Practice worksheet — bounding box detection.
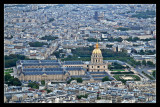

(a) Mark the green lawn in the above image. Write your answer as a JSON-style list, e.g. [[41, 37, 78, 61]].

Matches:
[[4, 68, 13, 75], [4, 68, 13, 72]]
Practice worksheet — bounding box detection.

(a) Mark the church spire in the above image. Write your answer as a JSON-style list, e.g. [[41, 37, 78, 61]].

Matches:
[[96, 38, 98, 49]]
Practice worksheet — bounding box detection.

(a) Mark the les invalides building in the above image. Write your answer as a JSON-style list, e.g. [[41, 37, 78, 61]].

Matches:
[[17, 42, 114, 82]]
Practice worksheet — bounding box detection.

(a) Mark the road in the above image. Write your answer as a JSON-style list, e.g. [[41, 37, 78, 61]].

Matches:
[[123, 62, 156, 80]]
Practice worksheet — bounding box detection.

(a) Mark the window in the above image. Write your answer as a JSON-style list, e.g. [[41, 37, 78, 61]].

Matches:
[[92, 66, 93, 68], [97, 66, 100, 68], [104, 66, 105, 68]]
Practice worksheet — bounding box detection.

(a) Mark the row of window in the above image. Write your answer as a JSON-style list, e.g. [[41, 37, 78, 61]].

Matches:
[[92, 66, 106, 68], [65, 66, 83, 67]]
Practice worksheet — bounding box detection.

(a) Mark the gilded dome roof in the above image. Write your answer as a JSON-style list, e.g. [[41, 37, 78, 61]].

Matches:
[[92, 48, 102, 54], [92, 43, 102, 54]]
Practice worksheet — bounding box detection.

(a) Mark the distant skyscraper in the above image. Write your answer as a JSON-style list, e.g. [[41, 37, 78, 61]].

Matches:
[[94, 11, 98, 21]]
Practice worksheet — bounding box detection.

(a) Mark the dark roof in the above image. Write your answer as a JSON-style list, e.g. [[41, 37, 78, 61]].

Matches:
[[23, 71, 65, 75], [63, 61, 84, 65], [23, 68, 43, 72], [22, 62, 60, 66], [92, 75, 107, 77], [20, 60, 58, 64], [45, 68, 63, 71], [20, 60, 39, 64], [71, 75, 90, 78], [65, 67, 85, 71]]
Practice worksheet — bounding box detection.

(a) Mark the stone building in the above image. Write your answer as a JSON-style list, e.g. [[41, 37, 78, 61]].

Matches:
[[16, 42, 111, 82], [88, 43, 108, 72]]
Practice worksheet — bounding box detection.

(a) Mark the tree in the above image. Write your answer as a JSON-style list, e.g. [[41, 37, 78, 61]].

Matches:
[[29, 42, 48, 47], [126, 37, 133, 41], [68, 55, 72, 59], [152, 70, 156, 78], [5, 74, 21, 86], [87, 38, 97, 42], [108, 65, 112, 70], [67, 77, 83, 84], [147, 61, 155, 67], [116, 37, 123, 42], [46, 89, 52, 93], [142, 60, 146, 66], [12, 78, 22, 86], [28, 82, 39, 89], [48, 18, 54, 22], [133, 37, 140, 41], [102, 76, 111, 82], [139, 50, 144, 55], [40, 36, 58, 41], [135, 61, 141, 66], [5, 74, 12, 81], [5, 54, 29, 68], [76, 78, 83, 83], [67, 78, 75, 84], [76, 94, 88, 99], [41, 80, 45, 86]]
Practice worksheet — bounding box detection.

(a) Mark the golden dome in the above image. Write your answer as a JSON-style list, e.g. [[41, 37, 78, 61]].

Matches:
[[92, 43, 102, 54], [92, 48, 102, 54]]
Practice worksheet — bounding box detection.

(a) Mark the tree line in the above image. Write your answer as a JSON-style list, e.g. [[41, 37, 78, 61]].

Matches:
[[5, 54, 29, 68], [29, 41, 48, 47]]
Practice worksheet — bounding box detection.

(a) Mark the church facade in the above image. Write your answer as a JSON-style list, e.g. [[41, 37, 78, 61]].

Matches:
[[17, 43, 111, 82], [88, 43, 108, 72]]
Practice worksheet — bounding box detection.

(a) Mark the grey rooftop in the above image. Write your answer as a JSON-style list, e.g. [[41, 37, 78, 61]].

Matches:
[[63, 61, 84, 65]]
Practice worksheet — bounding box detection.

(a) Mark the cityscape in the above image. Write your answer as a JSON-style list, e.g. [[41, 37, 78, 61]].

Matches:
[[4, 4, 156, 103]]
